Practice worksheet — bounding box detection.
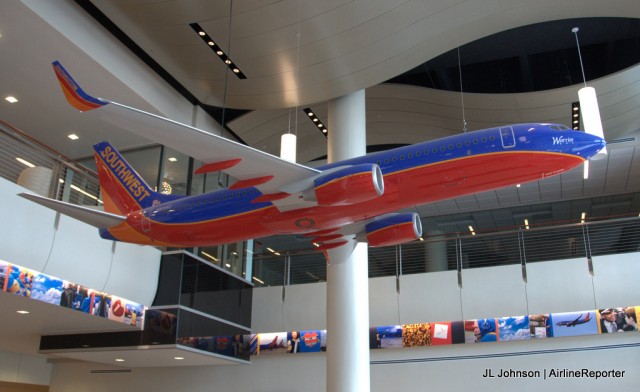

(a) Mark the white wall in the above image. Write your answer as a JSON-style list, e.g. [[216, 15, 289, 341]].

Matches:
[[47, 248, 640, 391], [47, 332, 639, 392], [0, 352, 50, 386], [0, 178, 161, 305], [253, 253, 640, 331]]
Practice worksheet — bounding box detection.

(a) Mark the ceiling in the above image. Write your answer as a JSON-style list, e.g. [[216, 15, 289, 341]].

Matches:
[[0, 291, 245, 367], [1, 0, 640, 366]]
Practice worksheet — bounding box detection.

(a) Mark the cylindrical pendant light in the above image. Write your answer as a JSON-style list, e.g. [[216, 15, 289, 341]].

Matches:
[[280, 133, 297, 162], [573, 27, 607, 162], [578, 86, 607, 158]]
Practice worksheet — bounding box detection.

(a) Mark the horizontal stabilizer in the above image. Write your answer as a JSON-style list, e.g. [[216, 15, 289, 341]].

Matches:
[[18, 193, 126, 229]]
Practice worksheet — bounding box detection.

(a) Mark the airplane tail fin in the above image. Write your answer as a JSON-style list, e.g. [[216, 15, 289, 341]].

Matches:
[[52, 61, 108, 112], [93, 141, 181, 214]]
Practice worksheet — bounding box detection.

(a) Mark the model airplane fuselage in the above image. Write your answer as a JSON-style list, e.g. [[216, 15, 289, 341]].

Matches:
[[19, 62, 607, 250], [98, 124, 602, 247]]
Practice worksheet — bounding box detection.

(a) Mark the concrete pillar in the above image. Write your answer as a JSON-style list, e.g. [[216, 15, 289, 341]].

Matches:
[[326, 89, 370, 392]]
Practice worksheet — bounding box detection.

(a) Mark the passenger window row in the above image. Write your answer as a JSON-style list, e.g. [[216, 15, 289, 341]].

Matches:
[[376, 135, 496, 165]]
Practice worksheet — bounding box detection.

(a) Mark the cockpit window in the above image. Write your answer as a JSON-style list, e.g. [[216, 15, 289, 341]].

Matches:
[[550, 125, 569, 130]]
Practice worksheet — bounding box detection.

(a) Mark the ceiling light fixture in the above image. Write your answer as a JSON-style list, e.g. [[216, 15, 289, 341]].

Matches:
[[16, 310, 30, 314], [252, 276, 264, 284], [115, 358, 125, 362], [70, 184, 103, 204], [281, 132, 297, 163], [189, 23, 247, 79], [524, 219, 530, 230], [168, 157, 177, 162], [303, 108, 328, 138], [5, 96, 18, 103], [571, 101, 581, 130], [581, 212, 586, 223], [161, 180, 172, 195], [583, 159, 589, 180], [67, 134, 79, 140], [201, 251, 218, 262], [572, 27, 607, 159], [16, 157, 35, 168], [468, 225, 476, 236], [174, 356, 184, 360]]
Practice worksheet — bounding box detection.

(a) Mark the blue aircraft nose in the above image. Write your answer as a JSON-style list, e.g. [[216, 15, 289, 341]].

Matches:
[[559, 130, 607, 159]]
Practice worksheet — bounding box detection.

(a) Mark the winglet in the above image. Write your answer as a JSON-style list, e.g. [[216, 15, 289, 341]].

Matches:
[[52, 61, 107, 112]]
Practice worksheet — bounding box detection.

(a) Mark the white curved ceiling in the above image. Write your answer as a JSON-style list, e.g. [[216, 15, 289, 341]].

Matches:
[[88, 0, 640, 109]]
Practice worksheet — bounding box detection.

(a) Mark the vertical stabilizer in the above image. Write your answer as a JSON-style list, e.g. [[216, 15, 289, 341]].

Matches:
[[93, 141, 181, 214]]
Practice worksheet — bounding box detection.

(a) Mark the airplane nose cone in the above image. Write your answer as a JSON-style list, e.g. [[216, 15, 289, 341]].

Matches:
[[569, 131, 607, 160], [590, 135, 608, 160]]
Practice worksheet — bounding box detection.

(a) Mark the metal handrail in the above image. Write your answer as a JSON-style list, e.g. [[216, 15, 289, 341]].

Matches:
[[251, 214, 640, 287], [0, 120, 100, 205]]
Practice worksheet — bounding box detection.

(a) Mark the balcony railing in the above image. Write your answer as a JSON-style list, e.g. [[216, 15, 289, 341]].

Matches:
[[0, 120, 100, 206], [251, 216, 640, 287]]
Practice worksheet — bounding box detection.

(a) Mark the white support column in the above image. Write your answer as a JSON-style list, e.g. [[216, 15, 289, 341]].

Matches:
[[326, 89, 370, 392], [425, 230, 447, 272]]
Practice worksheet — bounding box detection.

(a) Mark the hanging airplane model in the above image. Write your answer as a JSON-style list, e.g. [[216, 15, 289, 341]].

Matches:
[[19, 61, 607, 250]]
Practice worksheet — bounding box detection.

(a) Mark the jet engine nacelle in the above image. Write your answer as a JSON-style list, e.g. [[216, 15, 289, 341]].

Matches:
[[303, 163, 384, 206], [365, 212, 422, 247]]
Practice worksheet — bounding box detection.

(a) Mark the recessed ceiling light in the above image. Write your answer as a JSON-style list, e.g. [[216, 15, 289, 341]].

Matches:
[[16, 157, 35, 168], [190, 22, 247, 79], [168, 157, 177, 162], [5, 96, 18, 103], [303, 108, 328, 138], [115, 358, 125, 362], [67, 134, 79, 140], [16, 310, 30, 314], [174, 356, 184, 360]]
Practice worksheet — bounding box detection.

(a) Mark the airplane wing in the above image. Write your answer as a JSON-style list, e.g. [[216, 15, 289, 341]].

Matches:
[[52, 61, 321, 210], [18, 193, 126, 228]]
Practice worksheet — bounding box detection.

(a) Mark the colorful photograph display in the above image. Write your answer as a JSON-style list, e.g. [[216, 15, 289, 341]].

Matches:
[[298, 330, 324, 353], [254, 332, 287, 355], [464, 318, 498, 343], [372, 325, 402, 348], [0, 260, 145, 329], [550, 310, 598, 338], [529, 314, 551, 339], [235, 304, 639, 357], [498, 316, 531, 341], [596, 307, 639, 333]]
